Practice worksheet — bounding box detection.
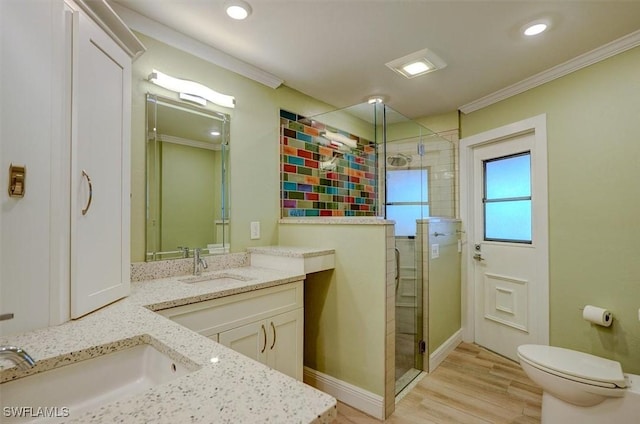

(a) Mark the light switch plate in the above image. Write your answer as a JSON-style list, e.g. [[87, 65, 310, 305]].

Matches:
[[250, 221, 260, 240], [431, 243, 439, 259]]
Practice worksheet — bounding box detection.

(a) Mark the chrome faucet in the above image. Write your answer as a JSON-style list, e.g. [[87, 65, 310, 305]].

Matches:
[[0, 346, 36, 370], [193, 248, 208, 275]]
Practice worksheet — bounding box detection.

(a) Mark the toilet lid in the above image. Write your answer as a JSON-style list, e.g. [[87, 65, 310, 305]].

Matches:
[[517, 344, 626, 388]]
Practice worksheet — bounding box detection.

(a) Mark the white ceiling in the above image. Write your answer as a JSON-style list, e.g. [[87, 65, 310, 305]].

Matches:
[[112, 0, 640, 119]]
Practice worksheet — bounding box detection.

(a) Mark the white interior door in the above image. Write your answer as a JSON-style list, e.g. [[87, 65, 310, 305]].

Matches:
[[461, 115, 549, 361]]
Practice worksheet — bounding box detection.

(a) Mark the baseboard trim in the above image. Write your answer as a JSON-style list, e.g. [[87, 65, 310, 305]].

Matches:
[[429, 329, 463, 372], [303, 367, 384, 420]]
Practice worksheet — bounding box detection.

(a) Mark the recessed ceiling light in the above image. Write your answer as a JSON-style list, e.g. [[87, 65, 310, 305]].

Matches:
[[523, 22, 549, 36], [402, 61, 431, 76], [367, 96, 385, 104], [524, 23, 547, 36], [386, 48, 447, 79], [225, 0, 252, 20]]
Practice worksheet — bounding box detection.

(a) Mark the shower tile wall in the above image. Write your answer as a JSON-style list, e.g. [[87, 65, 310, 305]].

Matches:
[[280, 109, 378, 217]]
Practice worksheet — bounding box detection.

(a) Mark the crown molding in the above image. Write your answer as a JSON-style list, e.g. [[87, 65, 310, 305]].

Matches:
[[76, 0, 146, 59], [110, 2, 284, 89], [459, 29, 640, 114]]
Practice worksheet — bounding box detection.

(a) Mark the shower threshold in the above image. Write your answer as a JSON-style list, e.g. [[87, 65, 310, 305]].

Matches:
[[395, 367, 422, 396]]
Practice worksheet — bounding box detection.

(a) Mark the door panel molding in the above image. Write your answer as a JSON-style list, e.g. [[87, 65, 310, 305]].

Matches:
[[483, 273, 529, 333], [460, 114, 549, 348]]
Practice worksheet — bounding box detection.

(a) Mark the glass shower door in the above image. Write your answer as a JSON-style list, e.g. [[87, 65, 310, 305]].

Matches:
[[383, 106, 429, 395]]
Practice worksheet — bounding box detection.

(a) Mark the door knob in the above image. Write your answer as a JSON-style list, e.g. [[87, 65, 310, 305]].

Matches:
[[473, 253, 485, 261]]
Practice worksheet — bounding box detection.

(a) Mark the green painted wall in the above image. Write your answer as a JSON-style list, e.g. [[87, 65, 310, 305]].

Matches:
[[160, 143, 217, 250], [279, 223, 389, 396], [131, 33, 340, 261], [461, 46, 640, 373]]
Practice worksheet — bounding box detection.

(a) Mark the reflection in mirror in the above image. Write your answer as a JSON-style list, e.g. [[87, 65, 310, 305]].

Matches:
[[146, 94, 230, 261]]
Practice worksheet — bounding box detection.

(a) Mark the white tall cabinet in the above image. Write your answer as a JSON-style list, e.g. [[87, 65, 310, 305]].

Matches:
[[0, 0, 144, 333], [68, 1, 144, 318], [70, 6, 136, 318]]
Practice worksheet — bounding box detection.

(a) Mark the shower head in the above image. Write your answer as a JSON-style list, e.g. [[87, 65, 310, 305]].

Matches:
[[387, 153, 412, 167]]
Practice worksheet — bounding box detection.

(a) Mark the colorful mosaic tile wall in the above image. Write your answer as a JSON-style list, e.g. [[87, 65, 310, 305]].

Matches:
[[280, 109, 378, 217]]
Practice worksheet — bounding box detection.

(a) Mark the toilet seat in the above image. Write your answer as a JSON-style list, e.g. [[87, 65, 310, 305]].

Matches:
[[517, 344, 626, 389]]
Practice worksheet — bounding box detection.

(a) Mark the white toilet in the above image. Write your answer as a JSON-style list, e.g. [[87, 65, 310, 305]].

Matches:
[[518, 345, 640, 424], [517, 344, 640, 423]]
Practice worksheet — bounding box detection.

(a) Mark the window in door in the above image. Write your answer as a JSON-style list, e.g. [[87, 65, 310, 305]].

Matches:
[[483, 152, 532, 243], [386, 168, 429, 236]]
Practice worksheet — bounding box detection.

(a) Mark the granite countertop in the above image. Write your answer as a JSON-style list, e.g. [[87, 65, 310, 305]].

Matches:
[[279, 217, 394, 225], [247, 246, 335, 258], [0, 266, 337, 423]]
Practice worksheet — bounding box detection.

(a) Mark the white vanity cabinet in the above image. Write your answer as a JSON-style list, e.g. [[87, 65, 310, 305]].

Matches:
[[157, 281, 304, 380], [68, 1, 144, 318], [219, 308, 303, 380]]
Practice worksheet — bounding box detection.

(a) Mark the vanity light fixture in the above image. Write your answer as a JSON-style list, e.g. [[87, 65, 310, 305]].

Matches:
[[180, 93, 206, 106], [225, 0, 252, 20], [386, 48, 447, 79], [148, 70, 235, 108], [321, 130, 358, 149], [210, 130, 221, 136]]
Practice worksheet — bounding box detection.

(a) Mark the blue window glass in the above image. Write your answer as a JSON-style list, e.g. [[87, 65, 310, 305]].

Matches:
[[484, 152, 532, 243], [387, 205, 430, 237], [386, 169, 429, 236], [387, 169, 427, 203]]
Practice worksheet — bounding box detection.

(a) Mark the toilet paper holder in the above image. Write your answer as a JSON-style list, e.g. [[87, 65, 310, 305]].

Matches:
[[581, 305, 613, 327]]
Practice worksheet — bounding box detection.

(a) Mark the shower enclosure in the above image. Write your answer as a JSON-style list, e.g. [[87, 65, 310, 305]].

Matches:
[[382, 106, 456, 394], [280, 102, 456, 397]]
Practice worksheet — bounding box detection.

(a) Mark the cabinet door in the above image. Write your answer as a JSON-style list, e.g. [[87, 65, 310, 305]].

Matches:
[[266, 309, 303, 380], [219, 320, 268, 364], [70, 11, 131, 318]]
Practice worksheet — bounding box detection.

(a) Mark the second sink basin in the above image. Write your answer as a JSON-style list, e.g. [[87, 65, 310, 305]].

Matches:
[[0, 337, 198, 423], [178, 273, 253, 285]]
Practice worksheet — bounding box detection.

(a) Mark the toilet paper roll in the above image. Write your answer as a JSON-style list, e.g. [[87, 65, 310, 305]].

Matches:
[[583, 305, 613, 327]]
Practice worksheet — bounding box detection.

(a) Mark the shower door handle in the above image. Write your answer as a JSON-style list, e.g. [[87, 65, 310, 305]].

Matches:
[[394, 248, 400, 292]]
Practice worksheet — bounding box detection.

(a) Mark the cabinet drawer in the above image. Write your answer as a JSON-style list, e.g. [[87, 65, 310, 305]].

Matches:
[[157, 281, 303, 337]]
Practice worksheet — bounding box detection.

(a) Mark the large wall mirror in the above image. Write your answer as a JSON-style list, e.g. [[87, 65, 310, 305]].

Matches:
[[146, 94, 230, 261]]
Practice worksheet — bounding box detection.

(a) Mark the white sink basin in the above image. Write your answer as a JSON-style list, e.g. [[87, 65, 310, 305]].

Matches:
[[178, 273, 252, 285], [0, 341, 197, 423]]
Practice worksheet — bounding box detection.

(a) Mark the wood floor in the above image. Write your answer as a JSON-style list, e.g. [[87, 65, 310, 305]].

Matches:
[[336, 342, 542, 424]]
